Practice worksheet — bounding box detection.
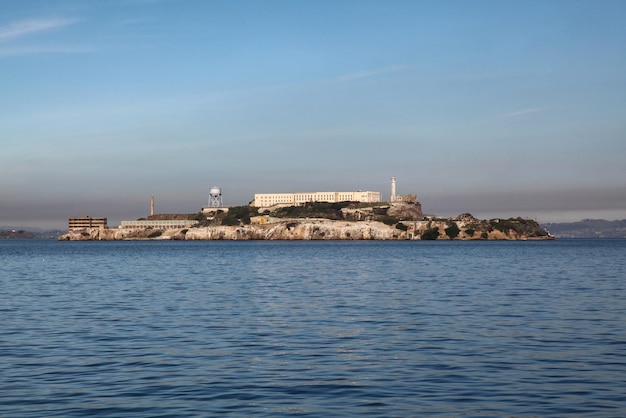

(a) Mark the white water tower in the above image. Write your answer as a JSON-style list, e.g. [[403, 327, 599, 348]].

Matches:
[[208, 186, 223, 207]]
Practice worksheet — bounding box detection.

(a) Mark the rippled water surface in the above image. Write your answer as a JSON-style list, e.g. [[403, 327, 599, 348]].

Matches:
[[1, 239, 625, 416]]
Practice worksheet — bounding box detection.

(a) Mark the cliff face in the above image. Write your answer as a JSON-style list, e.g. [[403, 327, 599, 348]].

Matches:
[[185, 220, 404, 240], [58, 221, 403, 241], [58, 215, 552, 241], [58, 227, 188, 241], [411, 214, 552, 240]]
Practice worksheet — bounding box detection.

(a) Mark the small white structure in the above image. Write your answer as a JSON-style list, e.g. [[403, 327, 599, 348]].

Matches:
[[391, 177, 397, 202], [202, 186, 229, 216], [208, 186, 223, 207]]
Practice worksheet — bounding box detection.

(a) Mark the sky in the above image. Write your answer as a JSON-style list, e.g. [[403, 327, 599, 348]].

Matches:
[[1, 0, 625, 229]]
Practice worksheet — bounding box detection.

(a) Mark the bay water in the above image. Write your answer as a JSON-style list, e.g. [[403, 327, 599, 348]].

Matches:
[[1, 239, 625, 416]]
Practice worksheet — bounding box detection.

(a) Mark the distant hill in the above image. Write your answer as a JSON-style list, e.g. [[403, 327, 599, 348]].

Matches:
[[542, 219, 626, 238], [0, 229, 36, 239], [0, 227, 65, 239]]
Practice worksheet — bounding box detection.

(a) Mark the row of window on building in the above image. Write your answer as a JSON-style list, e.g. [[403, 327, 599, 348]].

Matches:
[[253, 191, 381, 208], [68, 218, 199, 230], [119, 220, 199, 229], [68, 217, 108, 230]]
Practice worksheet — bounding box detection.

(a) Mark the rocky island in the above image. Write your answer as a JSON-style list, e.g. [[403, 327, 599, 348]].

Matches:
[[58, 201, 553, 241], [1, 229, 36, 239]]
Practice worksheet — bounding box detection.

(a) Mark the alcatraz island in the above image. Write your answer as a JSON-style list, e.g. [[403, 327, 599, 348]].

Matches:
[[58, 178, 553, 241]]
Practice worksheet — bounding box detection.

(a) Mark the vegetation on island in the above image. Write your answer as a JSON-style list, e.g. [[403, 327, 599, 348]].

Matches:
[[270, 201, 349, 220], [57, 200, 552, 241], [413, 213, 551, 240], [395, 223, 408, 231], [421, 228, 440, 240], [188, 204, 550, 240], [201, 206, 260, 226], [266, 201, 422, 226], [199, 201, 423, 228], [489, 217, 549, 237]]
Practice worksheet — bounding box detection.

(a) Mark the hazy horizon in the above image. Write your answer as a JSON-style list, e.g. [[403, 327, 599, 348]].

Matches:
[[2, 186, 625, 232], [2, 0, 625, 230]]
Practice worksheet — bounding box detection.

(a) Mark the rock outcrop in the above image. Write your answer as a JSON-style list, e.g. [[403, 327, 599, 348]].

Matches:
[[184, 220, 404, 240], [58, 214, 552, 241], [411, 214, 552, 240], [340, 202, 423, 222], [58, 227, 188, 241]]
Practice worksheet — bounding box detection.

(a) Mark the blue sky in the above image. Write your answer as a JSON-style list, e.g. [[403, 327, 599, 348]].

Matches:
[[1, 0, 625, 229]]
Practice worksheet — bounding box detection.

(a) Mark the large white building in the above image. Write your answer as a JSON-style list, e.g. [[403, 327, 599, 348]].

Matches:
[[252, 191, 381, 208]]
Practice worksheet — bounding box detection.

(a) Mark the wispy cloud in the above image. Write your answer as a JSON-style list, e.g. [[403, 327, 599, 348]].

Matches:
[[500, 107, 544, 119], [336, 65, 408, 82], [117, 17, 154, 26], [0, 18, 78, 42], [0, 45, 93, 57]]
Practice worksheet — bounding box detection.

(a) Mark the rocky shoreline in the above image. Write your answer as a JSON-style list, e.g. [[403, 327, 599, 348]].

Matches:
[[58, 216, 554, 241]]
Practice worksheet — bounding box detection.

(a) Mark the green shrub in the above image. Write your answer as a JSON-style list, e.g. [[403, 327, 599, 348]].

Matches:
[[269, 201, 351, 220], [489, 217, 547, 236], [465, 228, 475, 237], [222, 217, 240, 226], [148, 230, 162, 238], [221, 206, 258, 225], [421, 228, 440, 240], [395, 223, 408, 231], [373, 207, 388, 215], [380, 216, 398, 226], [445, 223, 460, 239]]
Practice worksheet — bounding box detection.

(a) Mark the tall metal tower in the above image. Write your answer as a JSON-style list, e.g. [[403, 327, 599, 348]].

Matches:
[[390, 177, 397, 202], [208, 186, 223, 207]]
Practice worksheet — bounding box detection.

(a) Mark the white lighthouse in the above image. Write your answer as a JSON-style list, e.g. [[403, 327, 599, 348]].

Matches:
[[390, 177, 397, 202]]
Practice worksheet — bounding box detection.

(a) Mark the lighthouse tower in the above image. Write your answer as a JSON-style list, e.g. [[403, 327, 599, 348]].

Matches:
[[390, 177, 397, 202]]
